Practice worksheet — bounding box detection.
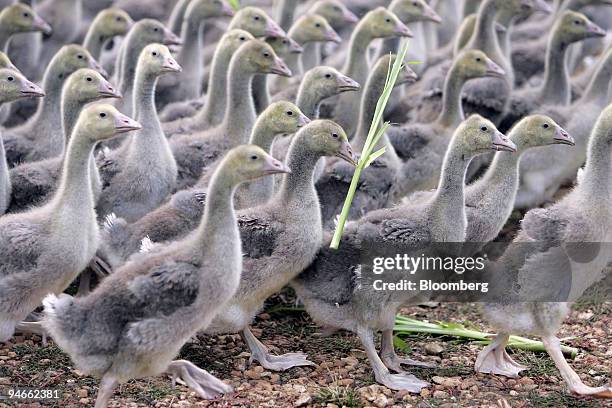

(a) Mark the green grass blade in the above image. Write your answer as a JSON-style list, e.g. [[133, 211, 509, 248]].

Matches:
[[228, 0, 240, 10]]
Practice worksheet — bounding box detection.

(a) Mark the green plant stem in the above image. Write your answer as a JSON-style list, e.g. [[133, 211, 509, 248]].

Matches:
[[330, 166, 363, 249]]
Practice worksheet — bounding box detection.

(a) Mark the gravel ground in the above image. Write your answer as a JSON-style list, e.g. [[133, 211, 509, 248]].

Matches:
[[0, 288, 609, 408]]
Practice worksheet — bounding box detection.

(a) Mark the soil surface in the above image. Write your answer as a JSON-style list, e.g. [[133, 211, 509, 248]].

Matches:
[[0, 285, 609, 408]]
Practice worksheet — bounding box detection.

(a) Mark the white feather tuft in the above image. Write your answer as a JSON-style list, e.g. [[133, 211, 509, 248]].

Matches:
[[139, 236, 155, 253], [103, 213, 118, 232]]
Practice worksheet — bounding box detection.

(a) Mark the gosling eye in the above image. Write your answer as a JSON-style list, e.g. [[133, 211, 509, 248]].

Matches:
[[86, 77, 93, 82], [480, 126, 488, 132], [250, 154, 259, 160], [286, 111, 293, 116], [23, 12, 30, 18], [331, 133, 339, 139], [152, 51, 158, 56], [315, 23, 321, 28], [7, 76, 14, 82], [153, 27, 159, 32], [385, 18, 391, 23], [116, 16, 122, 22], [543, 123, 550, 129], [263, 51, 270, 58], [475, 57, 482, 62], [77, 54, 84, 60], [254, 15, 261, 21], [99, 112, 107, 118], [574, 20, 581, 25], [413, 1, 418, 5], [325, 73, 332, 79], [239, 36, 246, 41], [282, 39, 288, 44]]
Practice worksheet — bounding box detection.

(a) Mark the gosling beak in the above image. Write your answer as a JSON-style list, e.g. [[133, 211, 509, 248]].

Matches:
[[553, 126, 575, 146], [262, 156, 291, 175], [491, 130, 517, 152], [423, 4, 442, 24], [495, 22, 507, 34], [220, 0, 235, 17], [163, 28, 183, 46], [400, 68, 419, 85], [325, 28, 342, 44], [270, 57, 292, 77], [344, 9, 359, 24], [98, 80, 121, 99], [162, 56, 182, 73], [125, 16, 135, 31], [336, 140, 358, 166], [32, 15, 52, 35], [264, 19, 286, 38], [484, 58, 506, 79], [532, 0, 553, 14], [586, 21, 607, 38], [288, 37, 304, 54], [89, 59, 109, 78], [297, 114, 311, 128], [113, 112, 142, 134], [337, 75, 360, 92], [395, 21, 414, 38], [20, 79, 45, 97]]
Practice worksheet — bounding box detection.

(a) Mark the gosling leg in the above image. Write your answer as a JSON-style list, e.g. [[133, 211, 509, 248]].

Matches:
[[241, 326, 315, 371], [380, 329, 436, 372]]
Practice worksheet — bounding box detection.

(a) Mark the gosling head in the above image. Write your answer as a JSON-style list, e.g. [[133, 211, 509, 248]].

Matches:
[[455, 50, 506, 80], [235, 39, 292, 77], [0, 3, 52, 35], [300, 120, 358, 165], [139, 44, 182, 76], [132, 19, 182, 47], [220, 29, 255, 55], [556, 11, 607, 42], [497, 0, 552, 23], [93, 8, 134, 38], [291, 14, 342, 44], [511, 115, 575, 150], [266, 35, 303, 56], [75, 104, 142, 142], [309, 0, 359, 28], [374, 54, 419, 86], [455, 115, 517, 156], [224, 145, 291, 183], [361, 7, 413, 39], [575, 0, 612, 8], [0, 68, 44, 104], [303, 66, 360, 99], [52, 45, 107, 80], [64, 69, 121, 105], [390, 0, 442, 24], [0, 52, 18, 72], [186, 0, 235, 20], [261, 101, 310, 136], [230, 6, 286, 38]]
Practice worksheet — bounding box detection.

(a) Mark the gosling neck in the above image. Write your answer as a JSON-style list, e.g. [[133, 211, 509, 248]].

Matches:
[[343, 24, 373, 85], [277, 135, 320, 205], [168, 0, 191, 34], [0, 131, 8, 213], [127, 66, 165, 157], [469, 0, 505, 69], [51, 132, 95, 218], [467, 148, 521, 205], [353, 72, 393, 151], [580, 53, 612, 105], [539, 29, 572, 105], [221, 60, 257, 146], [61, 94, 87, 144], [32, 61, 67, 142], [0, 24, 14, 52], [196, 41, 233, 127], [248, 118, 278, 152], [118, 34, 144, 96], [275, 0, 299, 30], [430, 146, 471, 241], [177, 11, 206, 100], [580, 125, 611, 200], [436, 64, 466, 128], [195, 166, 239, 251], [296, 80, 324, 118], [83, 25, 110, 59]]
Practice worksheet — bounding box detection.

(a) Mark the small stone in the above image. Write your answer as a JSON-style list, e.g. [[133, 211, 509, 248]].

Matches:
[[294, 394, 311, 407], [0, 378, 10, 385], [7, 352, 16, 358], [337, 378, 354, 386], [424, 343, 444, 355], [373, 394, 391, 407], [432, 376, 461, 388], [270, 374, 280, 383], [76, 389, 88, 398], [509, 390, 519, 396], [420, 388, 430, 398], [79, 398, 90, 405], [244, 369, 261, 379], [258, 313, 271, 320], [432, 390, 449, 399]]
